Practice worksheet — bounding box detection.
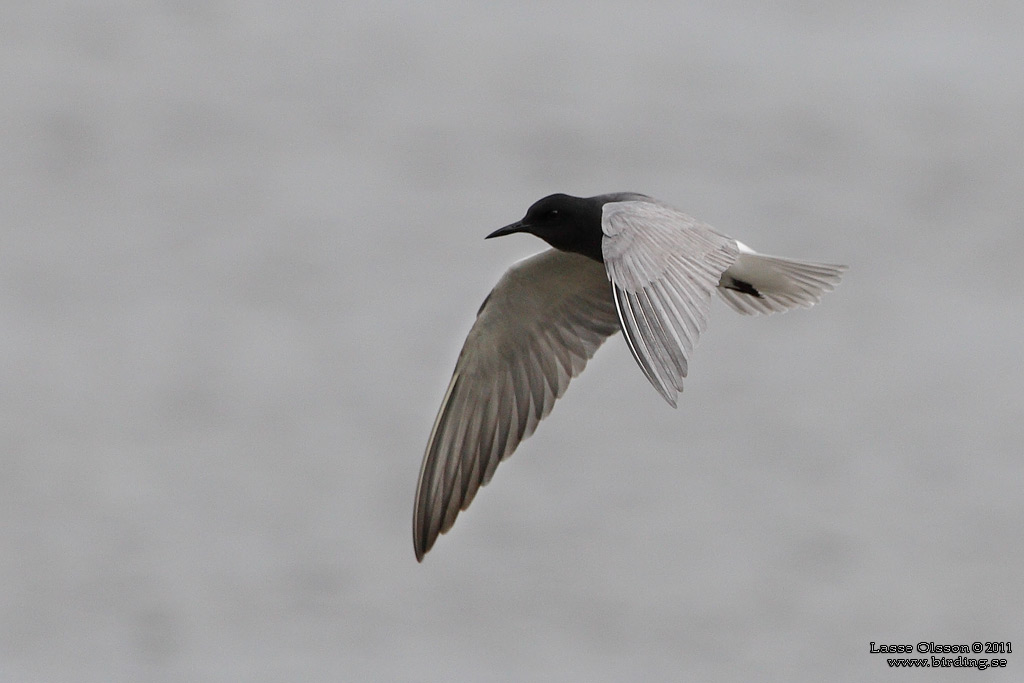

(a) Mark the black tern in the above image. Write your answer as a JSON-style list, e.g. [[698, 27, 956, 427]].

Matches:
[[413, 192, 846, 561]]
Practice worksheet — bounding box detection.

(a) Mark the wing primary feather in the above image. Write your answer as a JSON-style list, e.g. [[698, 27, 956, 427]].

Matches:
[[633, 287, 684, 387], [613, 286, 660, 390], [481, 370, 513, 483], [614, 285, 676, 405], [658, 277, 702, 347], [647, 281, 693, 378], [647, 285, 690, 383]]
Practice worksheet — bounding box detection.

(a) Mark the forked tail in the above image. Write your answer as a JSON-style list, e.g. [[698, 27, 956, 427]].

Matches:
[[718, 248, 847, 315]]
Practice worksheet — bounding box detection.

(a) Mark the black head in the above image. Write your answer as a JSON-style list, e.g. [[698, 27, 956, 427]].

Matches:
[[487, 193, 606, 262]]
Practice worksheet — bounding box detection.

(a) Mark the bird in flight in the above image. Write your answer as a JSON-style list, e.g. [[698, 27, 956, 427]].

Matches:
[[413, 193, 846, 561]]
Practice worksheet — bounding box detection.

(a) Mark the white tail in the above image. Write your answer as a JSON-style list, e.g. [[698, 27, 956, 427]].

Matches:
[[717, 246, 846, 315]]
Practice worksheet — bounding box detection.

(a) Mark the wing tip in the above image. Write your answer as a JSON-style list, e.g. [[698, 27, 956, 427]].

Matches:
[[413, 524, 434, 562]]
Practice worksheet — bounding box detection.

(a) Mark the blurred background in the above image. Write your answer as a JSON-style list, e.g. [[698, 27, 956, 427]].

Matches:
[[2, 1, 1022, 680]]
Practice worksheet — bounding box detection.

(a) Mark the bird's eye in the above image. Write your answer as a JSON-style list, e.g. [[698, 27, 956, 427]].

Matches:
[[547, 209, 559, 218]]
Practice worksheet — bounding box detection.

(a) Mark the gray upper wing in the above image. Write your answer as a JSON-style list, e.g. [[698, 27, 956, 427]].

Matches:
[[601, 200, 739, 407], [413, 250, 620, 561]]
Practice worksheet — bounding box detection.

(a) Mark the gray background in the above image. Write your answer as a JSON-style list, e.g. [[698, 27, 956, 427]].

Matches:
[[3, 1, 1022, 681]]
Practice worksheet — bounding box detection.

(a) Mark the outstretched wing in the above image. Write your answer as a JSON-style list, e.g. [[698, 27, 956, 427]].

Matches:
[[601, 200, 739, 407], [413, 250, 620, 561]]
